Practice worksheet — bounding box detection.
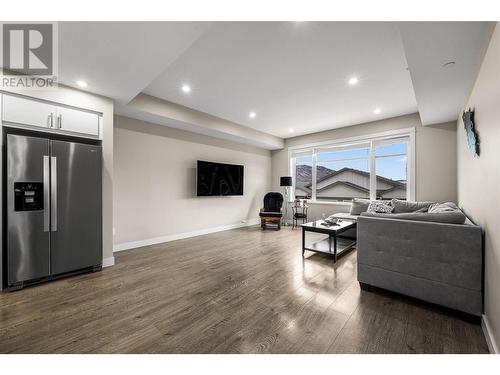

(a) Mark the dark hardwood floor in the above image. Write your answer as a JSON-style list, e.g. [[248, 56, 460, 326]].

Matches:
[[0, 226, 489, 353]]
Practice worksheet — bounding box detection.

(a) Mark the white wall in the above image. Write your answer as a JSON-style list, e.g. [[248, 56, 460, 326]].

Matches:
[[113, 115, 271, 249], [271, 113, 458, 221], [457, 23, 500, 353]]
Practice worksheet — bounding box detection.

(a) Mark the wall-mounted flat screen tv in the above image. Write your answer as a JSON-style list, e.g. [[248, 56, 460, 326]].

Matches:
[[196, 160, 244, 196]]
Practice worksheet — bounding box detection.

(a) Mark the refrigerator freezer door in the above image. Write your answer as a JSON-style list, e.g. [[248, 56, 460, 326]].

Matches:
[[50, 140, 102, 275], [7, 134, 51, 285]]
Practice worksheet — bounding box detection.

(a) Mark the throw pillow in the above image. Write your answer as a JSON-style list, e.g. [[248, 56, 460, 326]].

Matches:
[[367, 200, 394, 214], [349, 198, 371, 215], [428, 202, 460, 213]]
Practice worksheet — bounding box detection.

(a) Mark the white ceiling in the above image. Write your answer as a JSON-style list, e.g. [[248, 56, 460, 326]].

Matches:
[[59, 22, 211, 103], [57, 22, 494, 144], [143, 22, 418, 138], [399, 22, 494, 125]]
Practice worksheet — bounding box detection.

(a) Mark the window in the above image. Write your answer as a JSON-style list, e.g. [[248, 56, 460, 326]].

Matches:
[[290, 131, 414, 202], [375, 142, 408, 200], [316, 146, 370, 202], [294, 153, 313, 199]]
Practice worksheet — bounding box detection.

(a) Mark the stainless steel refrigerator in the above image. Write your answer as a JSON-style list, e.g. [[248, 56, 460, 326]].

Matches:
[[5, 132, 102, 289]]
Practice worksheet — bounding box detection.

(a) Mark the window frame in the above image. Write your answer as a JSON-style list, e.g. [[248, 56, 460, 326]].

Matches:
[[288, 128, 416, 203]]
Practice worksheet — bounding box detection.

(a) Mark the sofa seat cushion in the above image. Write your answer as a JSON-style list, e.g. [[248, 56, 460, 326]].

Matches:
[[259, 211, 282, 217]]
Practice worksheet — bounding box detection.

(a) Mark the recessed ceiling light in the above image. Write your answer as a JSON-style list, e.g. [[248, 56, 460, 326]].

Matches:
[[181, 84, 191, 93], [348, 77, 359, 86], [289, 128, 295, 133], [249, 112, 256, 119], [76, 80, 88, 88], [373, 108, 381, 114]]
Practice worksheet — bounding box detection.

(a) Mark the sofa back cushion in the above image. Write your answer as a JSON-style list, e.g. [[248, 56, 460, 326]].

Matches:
[[391, 199, 434, 213], [349, 198, 370, 215], [361, 210, 467, 224]]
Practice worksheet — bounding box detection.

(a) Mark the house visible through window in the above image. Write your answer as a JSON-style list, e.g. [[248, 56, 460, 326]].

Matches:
[[315, 146, 370, 201], [294, 154, 313, 199], [290, 133, 413, 202]]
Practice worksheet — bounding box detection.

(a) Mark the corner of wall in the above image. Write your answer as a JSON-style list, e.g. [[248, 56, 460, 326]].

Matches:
[[482, 314, 499, 354], [102, 256, 115, 268]]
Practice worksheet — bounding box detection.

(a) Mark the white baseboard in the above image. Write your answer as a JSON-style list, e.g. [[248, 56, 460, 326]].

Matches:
[[113, 218, 260, 253], [102, 256, 115, 268], [482, 314, 498, 354]]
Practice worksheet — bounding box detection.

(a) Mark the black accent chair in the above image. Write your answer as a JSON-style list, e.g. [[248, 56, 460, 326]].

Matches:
[[259, 192, 284, 230]]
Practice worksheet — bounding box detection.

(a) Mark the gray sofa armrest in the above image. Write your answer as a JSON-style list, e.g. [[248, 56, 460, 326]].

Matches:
[[357, 215, 483, 291]]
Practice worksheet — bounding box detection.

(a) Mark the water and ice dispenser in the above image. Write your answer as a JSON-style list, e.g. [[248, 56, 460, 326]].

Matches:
[[14, 182, 44, 211]]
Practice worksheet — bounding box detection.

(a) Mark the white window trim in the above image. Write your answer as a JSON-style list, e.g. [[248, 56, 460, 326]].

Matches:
[[369, 140, 377, 200], [289, 154, 296, 202], [311, 149, 317, 201], [288, 127, 416, 203]]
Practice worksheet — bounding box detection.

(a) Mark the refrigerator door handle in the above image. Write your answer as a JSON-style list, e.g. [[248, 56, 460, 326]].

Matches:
[[50, 156, 57, 231], [43, 155, 50, 232]]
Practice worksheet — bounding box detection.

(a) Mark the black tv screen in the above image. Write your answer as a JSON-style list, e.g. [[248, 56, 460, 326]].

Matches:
[[197, 160, 244, 196]]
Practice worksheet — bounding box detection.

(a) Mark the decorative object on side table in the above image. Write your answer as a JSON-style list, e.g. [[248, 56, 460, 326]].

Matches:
[[259, 192, 284, 230], [321, 216, 340, 226], [463, 108, 480, 157], [280, 176, 293, 225]]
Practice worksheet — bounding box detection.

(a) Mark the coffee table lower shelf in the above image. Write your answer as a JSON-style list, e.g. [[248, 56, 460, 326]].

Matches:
[[303, 237, 356, 259], [301, 220, 357, 262]]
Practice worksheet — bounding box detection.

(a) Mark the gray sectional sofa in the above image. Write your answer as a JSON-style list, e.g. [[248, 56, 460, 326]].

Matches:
[[335, 199, 483, 317]]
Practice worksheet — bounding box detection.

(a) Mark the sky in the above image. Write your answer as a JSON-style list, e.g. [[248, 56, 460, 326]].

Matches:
[[296, 142, 407, 181]]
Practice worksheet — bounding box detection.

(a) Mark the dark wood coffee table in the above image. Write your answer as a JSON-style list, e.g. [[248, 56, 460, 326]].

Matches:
[[301, 220, 357, 262]]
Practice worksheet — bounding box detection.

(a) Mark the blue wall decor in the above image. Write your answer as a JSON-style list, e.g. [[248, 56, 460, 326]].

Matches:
[[463, 109, 480, 157]]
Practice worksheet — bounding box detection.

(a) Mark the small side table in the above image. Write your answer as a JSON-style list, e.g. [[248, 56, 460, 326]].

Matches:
[[292, 204, 308, 229]]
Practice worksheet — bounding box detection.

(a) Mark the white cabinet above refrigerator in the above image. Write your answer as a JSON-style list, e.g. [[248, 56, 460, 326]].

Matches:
[[55, 106, 99, 136], [2, 94, 58, 129], [1, 93, 101, 138]]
